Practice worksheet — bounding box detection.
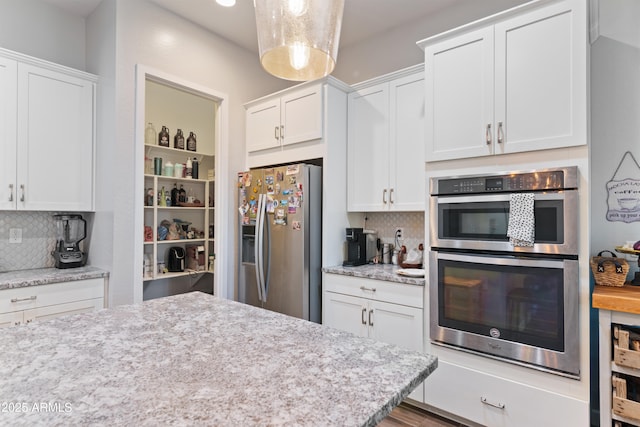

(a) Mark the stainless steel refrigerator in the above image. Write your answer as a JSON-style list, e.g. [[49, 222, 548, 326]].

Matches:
[[237, 163, 321, 323]]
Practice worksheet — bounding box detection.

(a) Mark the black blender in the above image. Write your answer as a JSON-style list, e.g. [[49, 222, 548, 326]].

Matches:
[[52, 214, 87, 269]]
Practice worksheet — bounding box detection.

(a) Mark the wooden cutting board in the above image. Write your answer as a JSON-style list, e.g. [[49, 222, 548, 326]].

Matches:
[[593, 285, 640, 315]]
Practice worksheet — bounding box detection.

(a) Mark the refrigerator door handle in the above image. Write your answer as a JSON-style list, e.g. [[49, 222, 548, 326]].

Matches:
[[255, 194, 264, 302], [262, 198, 271, 303]]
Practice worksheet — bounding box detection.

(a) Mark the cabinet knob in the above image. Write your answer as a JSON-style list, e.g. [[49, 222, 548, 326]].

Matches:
[[361, 307, 367, 325], [486, 123, 492, 145], [497, 122, 504, 144]]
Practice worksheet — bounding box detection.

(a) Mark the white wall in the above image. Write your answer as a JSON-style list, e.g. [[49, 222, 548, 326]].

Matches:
[[86, 0, 289, 306], [0, 0, 85, 70], [333, 0, 530, 84]]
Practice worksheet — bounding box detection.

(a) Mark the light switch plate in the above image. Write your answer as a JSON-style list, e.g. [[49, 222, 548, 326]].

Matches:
[[9, 228, 22, 244]]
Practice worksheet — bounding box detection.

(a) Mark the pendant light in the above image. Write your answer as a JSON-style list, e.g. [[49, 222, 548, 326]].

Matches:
[[254, 0, 345, 81]]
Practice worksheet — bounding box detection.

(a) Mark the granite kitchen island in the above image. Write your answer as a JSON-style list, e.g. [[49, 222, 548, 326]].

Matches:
[[0, 292, 436, 426]]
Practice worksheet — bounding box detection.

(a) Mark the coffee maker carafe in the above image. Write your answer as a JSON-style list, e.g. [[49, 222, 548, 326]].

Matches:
[[52, 214, 87, 269]]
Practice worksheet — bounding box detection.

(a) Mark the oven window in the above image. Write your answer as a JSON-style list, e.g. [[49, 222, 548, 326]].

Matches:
[[439, 200, 563, 243], [438, 259, 564, 351]]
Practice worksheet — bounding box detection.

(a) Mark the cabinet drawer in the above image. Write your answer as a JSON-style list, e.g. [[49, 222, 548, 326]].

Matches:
[[323, 273, 423, 308], [0, 278, 104, 314], [424, 360, 588, 427]]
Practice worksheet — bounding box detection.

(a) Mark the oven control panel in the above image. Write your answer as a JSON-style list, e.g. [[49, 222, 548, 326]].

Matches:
[[433, 169, 573, 195]]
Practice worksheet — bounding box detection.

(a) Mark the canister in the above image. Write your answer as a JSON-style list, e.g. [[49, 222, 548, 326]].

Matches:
[[174, 163, 184, 178], [164, 161, 174, 177]]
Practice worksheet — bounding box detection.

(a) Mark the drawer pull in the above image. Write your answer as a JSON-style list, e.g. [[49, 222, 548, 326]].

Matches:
[[359, 286, 376, 292], [11, 296, 37, 303], [481, 396, 505, 410]]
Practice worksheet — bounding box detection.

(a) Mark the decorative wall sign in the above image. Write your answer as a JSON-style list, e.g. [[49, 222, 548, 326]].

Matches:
[[606, 151, 640, 223]]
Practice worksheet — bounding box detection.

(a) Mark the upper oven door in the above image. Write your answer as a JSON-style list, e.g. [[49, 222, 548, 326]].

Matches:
[[429, 190, 578, 255]]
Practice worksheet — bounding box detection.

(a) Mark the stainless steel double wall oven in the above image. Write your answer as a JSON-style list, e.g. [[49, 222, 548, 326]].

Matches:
[[429, 166, 580, 378]]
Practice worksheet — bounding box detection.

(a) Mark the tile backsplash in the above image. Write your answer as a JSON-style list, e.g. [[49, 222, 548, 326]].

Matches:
[[0, 212, 92, 272], [363, 211, 425, 253]]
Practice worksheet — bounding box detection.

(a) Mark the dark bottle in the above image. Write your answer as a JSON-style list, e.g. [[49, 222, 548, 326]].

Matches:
[[178, 185, 187, 203], [192, 157, 199, 180], [174, 129, 185, 150], [171, 184, 180, 206], [186, 132, 197, 152], [158, 126, 170, 147]]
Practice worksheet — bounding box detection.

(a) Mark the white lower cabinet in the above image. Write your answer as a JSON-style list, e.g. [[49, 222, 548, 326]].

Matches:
[[424, 360, 588, 427], [0, 278, 105, 328], [323, 273, 424, 402]]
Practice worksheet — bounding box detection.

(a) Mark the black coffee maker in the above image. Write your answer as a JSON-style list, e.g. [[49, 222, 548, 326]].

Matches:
[[343, 228, 367, 266]]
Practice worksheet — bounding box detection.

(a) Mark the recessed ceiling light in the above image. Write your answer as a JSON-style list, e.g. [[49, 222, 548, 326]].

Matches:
[[216, 0, 236, 6]]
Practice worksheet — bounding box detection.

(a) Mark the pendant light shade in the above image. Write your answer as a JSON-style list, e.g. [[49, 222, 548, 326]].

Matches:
[[254, 0, 345, 81]]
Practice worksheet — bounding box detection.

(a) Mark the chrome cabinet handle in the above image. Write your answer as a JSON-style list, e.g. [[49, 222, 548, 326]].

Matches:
[[368, 309, 374, 326], [497, 122, 504, 144], [361, 307, 367, 325], [280, 125, 284, 140], [274, 126, 279, 141], [480, 397, 505, 410], [11, 296, 37, 303], [20, 184, 25, 202], [359, 286, 376, 292], [8, 184, 13, 202], [389, 188, 394, 204], [486, 124, 492, 145], [382, 189, 387, 204]]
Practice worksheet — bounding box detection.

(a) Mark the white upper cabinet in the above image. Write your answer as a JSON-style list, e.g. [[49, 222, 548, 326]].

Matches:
[[421, 0, 587, 162], [246, 83, 323, 153], [347, 67, 425, 212], [0, 48, 96, 211]]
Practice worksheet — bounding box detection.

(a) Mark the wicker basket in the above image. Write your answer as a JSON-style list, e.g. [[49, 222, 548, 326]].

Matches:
[[590, 250, 629, 287]]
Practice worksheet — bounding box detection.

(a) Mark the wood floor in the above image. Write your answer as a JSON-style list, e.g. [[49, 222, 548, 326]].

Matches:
[[378, 403, 467, 427]]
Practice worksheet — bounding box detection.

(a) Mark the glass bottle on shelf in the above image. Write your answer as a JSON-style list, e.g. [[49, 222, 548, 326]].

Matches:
[[158, 126, 170, 147], [145, 122, 156, 146], [187, 132, 197, 152], [159, 186, 167, 207], [192, 157, 199, 179], [171, 184, 179, 206], [174, 129, 185, 150], [178, 185, 187, 203], [186, 157, 193, 179]]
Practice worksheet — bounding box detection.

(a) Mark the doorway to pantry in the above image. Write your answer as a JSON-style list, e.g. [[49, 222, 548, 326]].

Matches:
[[134, 65, 230, 303]]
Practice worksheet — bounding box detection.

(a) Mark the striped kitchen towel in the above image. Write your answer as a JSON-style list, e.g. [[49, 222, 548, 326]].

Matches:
[[507, 193, 535, 247]]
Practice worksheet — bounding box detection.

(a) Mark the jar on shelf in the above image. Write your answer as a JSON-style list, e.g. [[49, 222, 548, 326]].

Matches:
[[187, 132, 197, 152], [158, 126, 170, 147], [174, 129, 185, 150], [145, 122, 156, 146]]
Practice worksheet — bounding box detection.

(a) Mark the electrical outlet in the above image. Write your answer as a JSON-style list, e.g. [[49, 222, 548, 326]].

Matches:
[[9, 228, 22, 244], [395, 228, 404, 240]]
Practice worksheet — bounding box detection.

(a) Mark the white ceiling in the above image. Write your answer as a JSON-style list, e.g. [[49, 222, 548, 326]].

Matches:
[[40, 0, 472, 52]]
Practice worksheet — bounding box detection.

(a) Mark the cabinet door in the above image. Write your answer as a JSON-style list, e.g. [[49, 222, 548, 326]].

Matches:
[[347, 83, 390, 212], [389, 73, 425, 211], [17, 63, 94, 211], [323, 291, 368, 338], [0, 56, 17, 210], [0, 311, 23, 328], [370, 299, 424, 401], [424, 27, 494, 161], [494, 0, 586, 154], [281, 84, 323, 147], [24, 298, 103, 324], [246, 98, 281, 152]]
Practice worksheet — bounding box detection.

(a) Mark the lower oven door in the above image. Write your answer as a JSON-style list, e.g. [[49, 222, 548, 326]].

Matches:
[[429, 250, 579, 378]]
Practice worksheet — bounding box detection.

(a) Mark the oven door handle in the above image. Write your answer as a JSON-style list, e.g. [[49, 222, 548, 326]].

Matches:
[[435, 250, 574, 268], [436, 192, 569, 204]]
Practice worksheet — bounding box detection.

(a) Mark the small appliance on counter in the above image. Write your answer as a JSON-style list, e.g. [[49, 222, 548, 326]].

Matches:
[[167, 247, 185, 272], [343, 228, 378, 266], [52, 214, 87, 269]]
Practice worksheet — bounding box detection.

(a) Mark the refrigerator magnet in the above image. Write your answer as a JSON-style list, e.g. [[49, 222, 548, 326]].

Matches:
[[280, 199, 288, 206], [292, 221, 301, 230], [288, 206, 296, 214], [267, 184, 274, 194], [288, 176, 297, 185], [265, 175, 274, 185], [277, 171, 284, 181], [288, 195, 300, 207], [274, 208, 287, 225], [266, 196, 275, 213], [275, 183, 280, 194], [286, 164, 299, 175]]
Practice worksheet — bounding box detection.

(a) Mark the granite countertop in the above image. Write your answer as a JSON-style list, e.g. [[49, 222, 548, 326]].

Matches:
[[0, 266, 109, 291], [323, 264, 426, 286], [0, 292, 437, 426]]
